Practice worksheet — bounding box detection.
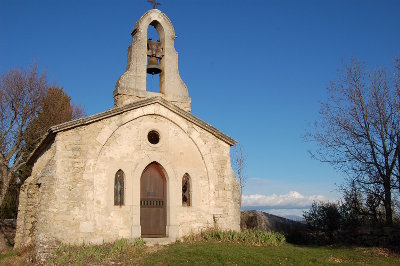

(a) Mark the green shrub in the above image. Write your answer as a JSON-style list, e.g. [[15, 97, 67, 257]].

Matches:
[[51, 238, 144, 265], [184, 228, 285, 246], [303, 201, 342, 232], [134, 237, 146, 247]]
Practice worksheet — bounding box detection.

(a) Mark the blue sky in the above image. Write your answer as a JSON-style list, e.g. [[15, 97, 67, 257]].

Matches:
[[1, 0, 400, 216]]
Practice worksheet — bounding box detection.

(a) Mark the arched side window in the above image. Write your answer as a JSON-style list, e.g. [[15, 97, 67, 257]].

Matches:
[[114, 170, 125, 206], [182, 173, 191, 206]]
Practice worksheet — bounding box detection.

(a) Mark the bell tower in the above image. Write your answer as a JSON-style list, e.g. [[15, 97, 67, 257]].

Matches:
[[113, 9, 191, 112]]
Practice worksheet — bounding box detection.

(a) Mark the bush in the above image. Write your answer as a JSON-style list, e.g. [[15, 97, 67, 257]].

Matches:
[[303, 201, 341, 233]]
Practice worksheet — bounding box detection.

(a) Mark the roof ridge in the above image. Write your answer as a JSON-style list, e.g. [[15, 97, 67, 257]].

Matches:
[[48, 97, 236, 145], [27, 97, 236, 165]]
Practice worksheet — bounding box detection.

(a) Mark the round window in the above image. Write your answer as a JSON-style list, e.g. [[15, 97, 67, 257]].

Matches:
[[147, 130, 160, 145]]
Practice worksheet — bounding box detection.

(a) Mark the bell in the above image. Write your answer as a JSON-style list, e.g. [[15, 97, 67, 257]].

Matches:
[[147, 56, 162, 75]]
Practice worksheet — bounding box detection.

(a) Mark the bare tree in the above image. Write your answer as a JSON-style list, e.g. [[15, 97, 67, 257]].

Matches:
[[394, 58, 400, 195], [232, 144, 247, 207], [0, 85, 85, 218], [0, 64, 47, 206], [307, 58, 400, 226]]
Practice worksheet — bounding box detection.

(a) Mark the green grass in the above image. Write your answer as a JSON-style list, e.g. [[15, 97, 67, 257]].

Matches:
[[1, 229, 399, 265], [49, 228, 400, 266], [0, 250, 16, 260], [48, 229, 286, 265], [143, 242, 400, 265], [2, 242, 400, 265]]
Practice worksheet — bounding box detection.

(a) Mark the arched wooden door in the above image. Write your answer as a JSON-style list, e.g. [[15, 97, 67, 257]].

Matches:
[[140, 162, 166, 237]]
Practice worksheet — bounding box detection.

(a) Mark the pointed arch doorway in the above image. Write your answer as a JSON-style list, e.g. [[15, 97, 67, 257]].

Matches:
[[140, 162, 167, 237]]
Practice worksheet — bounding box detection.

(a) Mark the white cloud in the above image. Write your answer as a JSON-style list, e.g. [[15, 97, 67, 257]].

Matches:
[[242, 191, 326, 209]]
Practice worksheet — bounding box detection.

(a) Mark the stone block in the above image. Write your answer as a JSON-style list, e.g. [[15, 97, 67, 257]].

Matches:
[[80, 222, 94, 233]]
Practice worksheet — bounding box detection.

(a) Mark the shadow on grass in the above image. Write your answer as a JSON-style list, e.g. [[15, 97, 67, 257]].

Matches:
[[284, 225, 400, 254]]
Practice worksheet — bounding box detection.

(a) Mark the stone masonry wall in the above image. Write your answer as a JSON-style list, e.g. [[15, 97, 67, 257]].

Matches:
[[15, 103, 240, 260], [15, 143, 56, 249]]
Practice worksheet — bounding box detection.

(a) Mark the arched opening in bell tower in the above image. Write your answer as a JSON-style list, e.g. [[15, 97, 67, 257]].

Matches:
[[146, 21, 164, 93]]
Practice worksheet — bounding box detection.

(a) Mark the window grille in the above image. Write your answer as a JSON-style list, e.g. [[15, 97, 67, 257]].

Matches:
[[114, 169, 125, 206]]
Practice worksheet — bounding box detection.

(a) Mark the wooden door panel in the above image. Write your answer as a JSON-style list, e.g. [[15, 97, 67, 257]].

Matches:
[[140, 163, 166, 237]]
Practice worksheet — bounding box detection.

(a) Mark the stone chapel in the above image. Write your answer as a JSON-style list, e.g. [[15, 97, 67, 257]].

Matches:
[[14, 8, 240, 256]]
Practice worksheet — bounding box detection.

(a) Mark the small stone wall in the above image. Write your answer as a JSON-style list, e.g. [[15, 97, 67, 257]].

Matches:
[[302, 226, 400, 249]]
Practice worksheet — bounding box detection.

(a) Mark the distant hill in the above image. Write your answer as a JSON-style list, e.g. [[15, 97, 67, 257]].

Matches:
[[241, 210, 306, 241], [281, 214, 305, 222]]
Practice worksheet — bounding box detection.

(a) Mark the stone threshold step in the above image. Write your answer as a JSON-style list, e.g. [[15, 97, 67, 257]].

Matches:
[[142, 237, 175, 246]]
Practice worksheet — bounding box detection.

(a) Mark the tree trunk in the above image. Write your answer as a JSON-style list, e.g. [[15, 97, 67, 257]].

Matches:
[[383, 176, 393, 226], [0, 163, 11, 207], [398, 150, 400, 195]]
